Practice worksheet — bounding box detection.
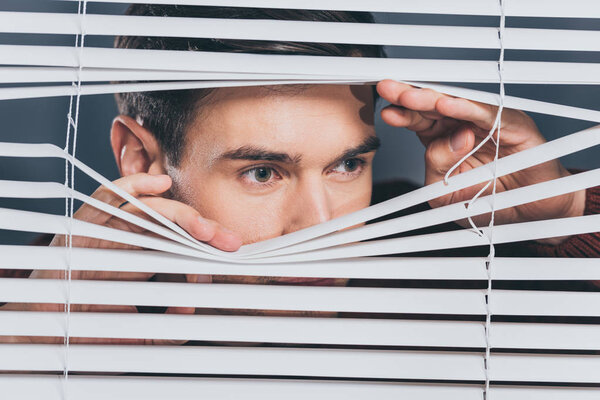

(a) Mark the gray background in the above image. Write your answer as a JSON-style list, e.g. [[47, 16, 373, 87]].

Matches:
[[1, 1, 599, 245]]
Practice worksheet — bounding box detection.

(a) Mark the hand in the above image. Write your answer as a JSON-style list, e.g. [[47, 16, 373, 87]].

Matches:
[[1, 173, 242, 344], [376, 80, 586, 230]]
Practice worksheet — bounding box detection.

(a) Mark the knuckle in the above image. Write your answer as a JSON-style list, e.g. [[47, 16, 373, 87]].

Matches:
[[409, 112, 422, 126], [424, 144, 438, 165], [424, 145, 447, 176]]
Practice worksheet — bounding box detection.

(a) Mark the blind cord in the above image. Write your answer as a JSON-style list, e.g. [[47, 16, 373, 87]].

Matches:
[[440, 0, 506, 398], [484, 0, 506, 398], [63, 0, 87, 397]]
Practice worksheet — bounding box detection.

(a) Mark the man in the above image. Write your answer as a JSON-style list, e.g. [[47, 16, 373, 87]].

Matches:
[[98, 5, 595, 256], [1, 6, 598, 334]]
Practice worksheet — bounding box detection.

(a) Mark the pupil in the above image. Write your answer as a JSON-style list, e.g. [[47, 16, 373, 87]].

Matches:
[[255, 168, 271, 182], [344, 159, 357, 171]]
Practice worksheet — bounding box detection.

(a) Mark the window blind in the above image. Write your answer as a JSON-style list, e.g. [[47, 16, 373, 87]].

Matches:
[[1, 1, 599, 399]]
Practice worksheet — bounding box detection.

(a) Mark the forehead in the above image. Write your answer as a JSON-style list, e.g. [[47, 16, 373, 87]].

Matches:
[[182, 84, 375, 164]]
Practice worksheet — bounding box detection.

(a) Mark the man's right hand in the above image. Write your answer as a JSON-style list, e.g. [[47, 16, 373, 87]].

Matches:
[[1, 172, 242, 344]]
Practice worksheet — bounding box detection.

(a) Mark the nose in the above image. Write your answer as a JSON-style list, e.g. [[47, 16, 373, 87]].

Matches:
[[283, 177, 332, 234]]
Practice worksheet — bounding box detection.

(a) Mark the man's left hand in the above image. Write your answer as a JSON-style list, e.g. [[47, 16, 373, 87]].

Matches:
[[376, 80, 586, 234]]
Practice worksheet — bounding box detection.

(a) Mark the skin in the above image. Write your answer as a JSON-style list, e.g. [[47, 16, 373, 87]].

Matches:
[[171, 85, 377, 246], [1, 81, 586, 342], [377, 80, 585, 231]]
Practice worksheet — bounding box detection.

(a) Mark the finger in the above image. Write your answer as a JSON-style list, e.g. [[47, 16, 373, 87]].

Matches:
[[205, 225, 243, 252], [435, 97, 499, 131], [399, 87, 449, 114], [378, 80, 449, 117], [127, 196, 242, 252], [380, 105, 434, 131], [424, 125, 476, 187], [376, 79, 414, 105], [415, 118, 462, 147], [92, 173, 172, 208], [73, 173, 172, 225]]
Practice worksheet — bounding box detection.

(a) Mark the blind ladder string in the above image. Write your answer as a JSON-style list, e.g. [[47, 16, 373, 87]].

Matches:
[[440, 0, 505, 397], [484, 0, 505, 398], [62, 0, 87, 396], [443, 6, 508, 189], [61, 6, 79, 391]]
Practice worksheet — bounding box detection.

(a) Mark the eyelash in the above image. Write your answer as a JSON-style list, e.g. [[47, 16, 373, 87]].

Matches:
[[327, 157, 366, 178], [239, 165, 282, 187], [239, 157, 367, 188]]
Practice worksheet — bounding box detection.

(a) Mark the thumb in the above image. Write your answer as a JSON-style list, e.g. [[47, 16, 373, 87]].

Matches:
[[424, 125, 475, 188]]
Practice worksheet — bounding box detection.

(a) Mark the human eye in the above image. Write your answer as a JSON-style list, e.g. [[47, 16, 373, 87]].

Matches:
[[239, 165, 282, 187], [328, 157, 366, 179]]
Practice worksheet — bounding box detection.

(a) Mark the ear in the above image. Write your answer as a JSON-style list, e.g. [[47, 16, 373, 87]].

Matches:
[[110, 115, 166, 177]]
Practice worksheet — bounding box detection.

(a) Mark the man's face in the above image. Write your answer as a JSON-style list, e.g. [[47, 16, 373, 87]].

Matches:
[[170, 84, 377, 245]]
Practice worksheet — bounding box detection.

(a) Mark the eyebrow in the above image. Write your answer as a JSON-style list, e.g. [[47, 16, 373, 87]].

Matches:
[[329, 136, 381, 166], [218, 136, 381, 165], [219, 146, 302, 164]]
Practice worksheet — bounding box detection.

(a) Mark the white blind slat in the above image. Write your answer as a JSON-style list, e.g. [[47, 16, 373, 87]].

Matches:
[[3, 12, 600, 52], [408, 81, 600, 124], [54, 0, 600, 19], [5, 311, 600, 351], [0, 311, 485, 347], [0, 207, 220, 259], [0, 67, 344, 84], [492, 258, 600, 281], [2, 344, 599, 382], [491, 323, 600, 351], [0, 278, 486, 314], [3, 246, 600, 281], [0, 375, 485, 400], [3, 205, 598, 261], [4, 278, 600, 317], [3, 46, 600, 84], [489, 387, 600, 400], [0, 245, 489, 279], [491, 290, 600, 317], [0, 344, 485, 380], [491, 354, 600, 383], [4, 77, 600, 126], [265, 214, 600, 262], [0, 79, 364, 101]]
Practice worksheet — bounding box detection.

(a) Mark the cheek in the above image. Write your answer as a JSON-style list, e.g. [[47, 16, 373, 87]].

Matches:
[[191, 183, 288, 245], [328, 169, 373, 219], [178, 165, 373, 245]]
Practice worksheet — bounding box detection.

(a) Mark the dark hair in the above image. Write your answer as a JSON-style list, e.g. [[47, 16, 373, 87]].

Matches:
[[115, 6, 384, 165]]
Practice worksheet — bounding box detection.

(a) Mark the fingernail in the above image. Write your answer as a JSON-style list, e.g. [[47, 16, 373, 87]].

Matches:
[[450, 130, 467, 152]]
